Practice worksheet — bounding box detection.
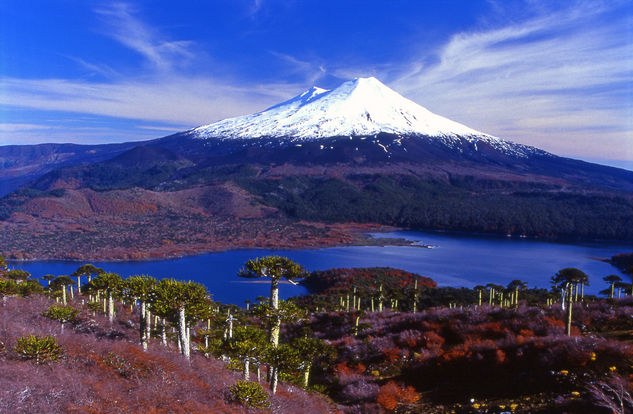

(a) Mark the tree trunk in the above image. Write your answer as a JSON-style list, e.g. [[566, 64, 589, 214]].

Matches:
[[140, 301, 147, 350], [145, 309, 152, 346], [178, 306, 190, 360], [186, 325, 191, 355], [302, 363, 312, 388], [62, 286, 67, 305], [70, 285, 74, 300], [256, 364, 261, 382], [77, 276, 81, 294], [270, 279, 280, 348], [515, 288, 519, 306], [581, 283, 584, 301], [478, 290, 482, 307], [271, 366, 278, 394], [243, 357, 250, 381], [108, 292, 114, 323], [566, 284, 573, 336], [161, 318, 167, 346]]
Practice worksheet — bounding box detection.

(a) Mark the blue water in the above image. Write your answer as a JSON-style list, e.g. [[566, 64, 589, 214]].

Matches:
[[8, 231, 632, 305]]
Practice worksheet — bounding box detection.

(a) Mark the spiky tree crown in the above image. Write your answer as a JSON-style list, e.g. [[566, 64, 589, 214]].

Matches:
[[84, 272, 123, 295], [150, 279, 211, 322], [238, 256, 308, 282], [123, 275, 157, 302], [49, 275, 75, 291], [553, 268, 589, 285], [71, 264, 105, 277]]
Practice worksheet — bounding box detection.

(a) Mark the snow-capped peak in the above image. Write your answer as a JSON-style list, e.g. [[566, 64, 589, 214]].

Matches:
[[192, 77, 491, 140]]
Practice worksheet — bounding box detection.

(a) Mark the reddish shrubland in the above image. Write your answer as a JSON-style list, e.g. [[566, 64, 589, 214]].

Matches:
[[304, 300, 633, 413], [376, 381, 419, 411], [0, 295, 336, 413]]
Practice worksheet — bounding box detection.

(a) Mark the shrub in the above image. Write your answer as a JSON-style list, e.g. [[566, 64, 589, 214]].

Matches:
[[14, 334, 63, 364], [229, 380, 271, 408], [376, 381, 420, 411], [43, 305, 79, 324]]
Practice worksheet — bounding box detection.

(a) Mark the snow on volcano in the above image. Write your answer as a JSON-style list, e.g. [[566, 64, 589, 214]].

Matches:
[[192, 77, 544, 158]]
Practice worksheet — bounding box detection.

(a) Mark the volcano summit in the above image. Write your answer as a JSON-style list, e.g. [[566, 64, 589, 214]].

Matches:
[[0, 77, 632, 259]]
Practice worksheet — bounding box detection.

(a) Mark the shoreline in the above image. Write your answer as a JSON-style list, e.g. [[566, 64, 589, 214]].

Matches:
[[4, 225, 632, 264]]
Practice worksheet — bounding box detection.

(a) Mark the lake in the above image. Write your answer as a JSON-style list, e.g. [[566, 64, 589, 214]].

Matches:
[[8, 230, 632, 305]]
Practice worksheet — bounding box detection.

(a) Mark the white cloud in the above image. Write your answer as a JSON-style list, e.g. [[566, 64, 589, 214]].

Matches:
[[387, 1, 633, 161], [0, 2, 309, 144], [95, 2, 195, 71], [0, 0, 631, 164]]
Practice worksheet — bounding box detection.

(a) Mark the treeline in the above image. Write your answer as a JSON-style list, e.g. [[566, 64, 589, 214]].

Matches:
[[237, 174, 633, 240], [2, 255, 633, 412]]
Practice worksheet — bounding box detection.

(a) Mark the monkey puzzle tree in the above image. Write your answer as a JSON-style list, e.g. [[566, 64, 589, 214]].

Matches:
[[223, 325, 268, 381], [6, 269, 30, 284], [507, 280, 527, 306], [151, 279, 211, 360], [123, 275, 157, 350], [41, 274, 55, 287], [85, 272, 123, 322], [71, 264, 105, 294], [485, 283, 503, 306], [292, 334, 336, 388], [553, 268, 588, 336], [614, 281, 630, 298], [264, 343, 300, 394], [238, 256, 308, 348], [43, 305, 79, 333], [473, 285, 486, 306], [603, 275, 622, 299], [0, 279, 18, 304], [49, 276, 75, 305]]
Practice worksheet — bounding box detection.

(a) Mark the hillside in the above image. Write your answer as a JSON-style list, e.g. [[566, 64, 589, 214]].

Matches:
[[2, 262, 632, 413], [1, 77, 632, 260], [0, 295, 334, 413]]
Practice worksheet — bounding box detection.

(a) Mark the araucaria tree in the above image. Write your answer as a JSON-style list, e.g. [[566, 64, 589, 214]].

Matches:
[[71, 264, 105, 294], [151, 279, 211, 360], [6, 269, 31, 284], [86, 273, 123, 322], [124, 275, 157, 350], [604, 275, 623, 299], [223, 325, 268, 381], [49, 275, 74, 305], [292, 335, 336, 388], [238, 256, 308, 348], [553, 268, 588, 336]]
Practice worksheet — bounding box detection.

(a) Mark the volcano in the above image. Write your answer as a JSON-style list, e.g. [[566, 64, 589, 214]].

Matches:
[[1, 77, 632, 260]]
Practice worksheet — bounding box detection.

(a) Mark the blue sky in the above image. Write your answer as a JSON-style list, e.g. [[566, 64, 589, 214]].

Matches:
[[0, 0, 632, 169]]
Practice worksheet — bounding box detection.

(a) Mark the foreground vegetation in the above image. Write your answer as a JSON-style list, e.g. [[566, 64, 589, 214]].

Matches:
[[1, 255, 632, 413]]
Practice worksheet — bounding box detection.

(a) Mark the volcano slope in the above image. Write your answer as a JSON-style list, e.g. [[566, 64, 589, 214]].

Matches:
[[1, 78, 632, 260]]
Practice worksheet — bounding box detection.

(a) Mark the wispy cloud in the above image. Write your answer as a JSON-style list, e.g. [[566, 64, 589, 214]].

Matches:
[[269, 51, 326, 85], [95, 2, 195, 71], [0, 2, 307, 144], [388, 0, 633, 160], [0, 0, 631, 165]]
